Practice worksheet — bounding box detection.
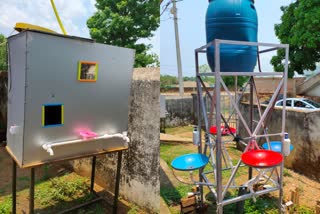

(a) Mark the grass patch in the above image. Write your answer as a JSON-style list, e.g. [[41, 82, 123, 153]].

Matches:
[[288, 205, 314, 214], [0, 197, 11, 214], [243, 197, 278, 214], [165, 126, 193, 135], [283, 169, 292, 177], [41, 164, 51, 181], [160, 184, 192, 206], [160, 144, 196, 167], [127, 204, 140, 214], [35, 173, 90, 207]]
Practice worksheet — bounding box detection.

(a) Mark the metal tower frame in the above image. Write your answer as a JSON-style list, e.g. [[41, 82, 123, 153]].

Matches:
[[195, 39, 289, 213]]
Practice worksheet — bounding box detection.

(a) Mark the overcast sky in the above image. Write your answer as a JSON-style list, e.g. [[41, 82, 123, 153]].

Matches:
[[0, 0, 159, 56], [160, 0, 294, 76]]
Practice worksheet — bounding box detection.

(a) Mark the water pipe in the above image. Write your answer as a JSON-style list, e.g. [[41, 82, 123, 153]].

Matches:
[[42, 132, 129, 156], [50, 0, 67, 35]]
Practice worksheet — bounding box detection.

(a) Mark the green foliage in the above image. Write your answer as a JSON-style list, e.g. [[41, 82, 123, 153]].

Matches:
[[283, 168, 292, 177], [160, 75, 178, 89], [271, 1, 320, 77], [288, 205, 314, 214], [203, 76, 215, 85], [199, 64, 210, 73], [35, 174, 90, 205], [199, 64, 215, 84], [243, 197, 278, 213], [222, 76, 249, 87], [160, 184, 192, 206], [183, 76, 196, 81], [160, 141, 195, 167], [0, 197, 11, 214], [87, 0, 159, 67], [0, 34, 7, 71], [41, 164, 50, 181]]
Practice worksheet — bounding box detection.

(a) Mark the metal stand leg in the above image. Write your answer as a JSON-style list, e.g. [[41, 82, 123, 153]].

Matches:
[[12, 159, 16, 214], [30, 168, 35, 214], [91, 156, 96, 193], [113, 151, 122, 214]]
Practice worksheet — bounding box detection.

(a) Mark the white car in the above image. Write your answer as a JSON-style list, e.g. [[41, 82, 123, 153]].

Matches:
[[275, 98, 320, 111]]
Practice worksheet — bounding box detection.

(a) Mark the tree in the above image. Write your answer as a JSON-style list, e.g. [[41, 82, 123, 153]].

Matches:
[[0, 34, 7, 71], [222, 76, 249, 88], [271, 1, 320, 78], [87, 0, 160, 67], [199, 64, 215, 84], [160, 75, 177, 88]]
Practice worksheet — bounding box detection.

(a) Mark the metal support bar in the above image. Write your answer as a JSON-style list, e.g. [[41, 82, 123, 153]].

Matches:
[[259, 47, 281, 54], [214, 39, 223, 214], [198, 72, 283, 77], [30, 168, 35, 214], [221, 187, 279, 206], [113, 150, 122, 214], [279, 45, 289, 213], [214, 39, 288, 48], [249, 78, 254, 180], [195, 50, 204, 208], [193, 39, 289, 214], [12, 159, 16, 214], [252, 79, 284, 136], [220, 79, 252, 136], [91, 156, 97, 193]]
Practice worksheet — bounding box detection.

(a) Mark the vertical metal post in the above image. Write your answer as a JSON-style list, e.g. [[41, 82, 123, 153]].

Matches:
[[195, 50, 204, 208], [249, 77, 253, 180], [90, 156, 97, 193], [113, 151, 122, 214], [215, 39, 223, 214], [12, 159, 16, 214], [30, 168, 35, 214], [172, 0, 184, 96], [279, 45, 289, 213]]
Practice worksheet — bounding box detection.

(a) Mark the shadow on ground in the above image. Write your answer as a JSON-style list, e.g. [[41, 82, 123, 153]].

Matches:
[[0, 148, 134, 214]]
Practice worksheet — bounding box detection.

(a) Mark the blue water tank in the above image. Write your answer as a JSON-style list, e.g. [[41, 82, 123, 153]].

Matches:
[[206, 0, 258, 72]]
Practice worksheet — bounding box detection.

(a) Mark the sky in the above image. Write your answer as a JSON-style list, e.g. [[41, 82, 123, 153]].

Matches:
[[0, 0, 160, 56], [160, 0, 295, 77]]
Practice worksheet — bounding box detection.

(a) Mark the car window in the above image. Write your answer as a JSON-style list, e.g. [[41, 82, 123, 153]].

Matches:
[[304, 99, 320, 108], [276, 101, 283, 106], [286, 100, 292, 107], [294, 100, 307, 108]]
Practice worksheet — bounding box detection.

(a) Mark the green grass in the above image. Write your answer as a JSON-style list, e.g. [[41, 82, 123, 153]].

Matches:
[[0, 173, 96, 213], [165, 126, 193, 135], [41, 164, 51, 181], [127, 204, 140, 214], [35, 173, 90, 206], [283, 168, 292, 177], [160, 184, 192, 206], [288, 205, 315, 214], [160, 143, 196, 167], [0, 197, 11, 214]]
